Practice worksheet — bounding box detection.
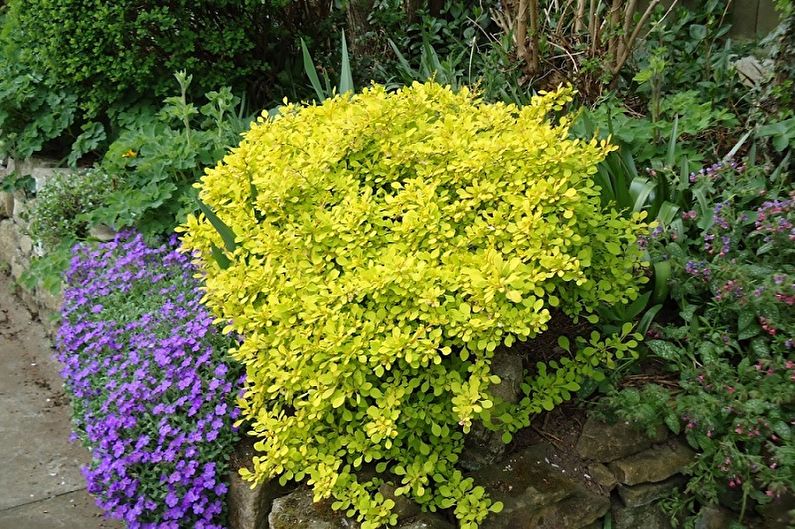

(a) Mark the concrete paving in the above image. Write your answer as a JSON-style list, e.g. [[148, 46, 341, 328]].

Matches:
[[0, 273, 122, 529]]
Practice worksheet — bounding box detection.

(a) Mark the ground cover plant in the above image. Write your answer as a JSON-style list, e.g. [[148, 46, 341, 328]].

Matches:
[[181, 82, 650, 528], [599, 157, 794, 526], [57, 232, 242, 529]]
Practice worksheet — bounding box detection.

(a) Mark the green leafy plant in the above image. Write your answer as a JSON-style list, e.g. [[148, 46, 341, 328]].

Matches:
[[0, 171, 34, 195], [89, 72, 251, 238], [300, 31, 355, 102], [602, 158, 794, 526], [594, 384, 678, 438], [27, 169, 115, 251], [181, 83, 650, 528], [3, 0, 335, 115], [0, 48, 77, 159]]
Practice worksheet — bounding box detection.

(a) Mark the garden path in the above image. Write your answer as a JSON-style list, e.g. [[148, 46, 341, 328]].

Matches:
[[0, 273, 122, 529]]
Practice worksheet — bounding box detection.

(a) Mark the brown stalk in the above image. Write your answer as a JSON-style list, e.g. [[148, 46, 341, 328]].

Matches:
[[574, 0, 587, 32], [555, 0, 576, 37], [612, 0, 662, 74], [515, 0, 535, 74], [529, 0, 540, 74], [617, 0, 639, 64], [606, 0, 623, 67], [588, 0, 597, 57]]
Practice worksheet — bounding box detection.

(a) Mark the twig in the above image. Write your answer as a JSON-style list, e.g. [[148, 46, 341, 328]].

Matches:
[[548, 41, 581, 72], [574, 0, 586, 32], [529, 0, 541, 74], [532, 425, 567, 451], [516, 0, 535, 73], [612, 0, 663, 74]]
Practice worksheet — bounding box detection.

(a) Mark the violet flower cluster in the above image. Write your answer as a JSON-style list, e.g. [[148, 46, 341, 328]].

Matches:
[[57, 231, 241, 529]]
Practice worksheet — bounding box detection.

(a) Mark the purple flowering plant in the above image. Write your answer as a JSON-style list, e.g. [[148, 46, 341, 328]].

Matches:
[[600, 160, 794, 524], [650, 163, 794, 521], [57, 231, 242, 529]]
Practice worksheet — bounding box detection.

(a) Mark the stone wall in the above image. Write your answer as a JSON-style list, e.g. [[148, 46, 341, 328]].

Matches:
[[0, 157, 63, 335], [233, 419, 696, 529]]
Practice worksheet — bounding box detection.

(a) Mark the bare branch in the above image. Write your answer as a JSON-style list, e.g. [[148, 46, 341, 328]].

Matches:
[[574, 0, 586, 32]]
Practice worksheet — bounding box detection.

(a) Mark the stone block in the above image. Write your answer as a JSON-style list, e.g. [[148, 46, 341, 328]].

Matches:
[[397, 513, 454, 529], [18, 234, 33, 256], [228, 473, 287, 529], [695, 506, 736, 529], [36, 286, 63, 314], [526, 488, 610, 529], [0, 190, 13, 218], [617, 475, 686, 508], [460, 349, 524, 470], [0, 219, 16, 262], [268, 487, 360, 529], [12, 190, 30, 224], [576, 417, 667, 463], [608, 441, 695, 486], [10, 254, 27, 282], [89, 224, 118, 242], [227, 438, 292, 529], [586, 463, 617, 491], [379, 483, 421, 521], [474, 442, 610, 529], [31, 167, 60, 193], [613, 502, 672, 529]]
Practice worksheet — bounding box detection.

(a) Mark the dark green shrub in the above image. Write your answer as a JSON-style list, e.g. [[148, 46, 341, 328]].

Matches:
[[3, 0, 331, 114], [0, 35, 78, 159]]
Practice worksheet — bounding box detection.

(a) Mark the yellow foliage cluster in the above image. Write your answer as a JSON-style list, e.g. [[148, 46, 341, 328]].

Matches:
[[180, 82, 649, 528]]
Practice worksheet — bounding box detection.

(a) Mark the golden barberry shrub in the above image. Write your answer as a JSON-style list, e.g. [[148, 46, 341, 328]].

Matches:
[[180, 82, 649, 528]]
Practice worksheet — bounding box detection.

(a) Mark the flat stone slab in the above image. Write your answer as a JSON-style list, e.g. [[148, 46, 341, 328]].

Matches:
[[613, 502, 673, 529], [576, 417, 667, 463], [269, 487, 361, 529], [0, 273, 122, 528], [476, 443, 609, 529], [618, 475, 686, 507], [609, 441, 695, 486], [0, 489, 118, 529]]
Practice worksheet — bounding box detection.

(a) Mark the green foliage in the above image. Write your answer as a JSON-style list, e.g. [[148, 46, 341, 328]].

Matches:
[[603, 159, 795, 526], [594, 384, 678, 438], [20, 242, 71, 294], [89, 72, 251, 239], [300, 32, 355, 102], [27, 169, 115, 251], [354, 1, 525, 104], [3, 0, 330, 115], [577, 93, 738, 167], [0, 171, 34, 194], [642, 0, 744, 108], [758, 117, 795, 152], [181, 83, 650, 528], [0, 46, 77, 159]]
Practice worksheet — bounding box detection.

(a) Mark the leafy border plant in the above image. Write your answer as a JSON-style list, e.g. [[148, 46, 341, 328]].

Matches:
[[181, 82, 650, 528]]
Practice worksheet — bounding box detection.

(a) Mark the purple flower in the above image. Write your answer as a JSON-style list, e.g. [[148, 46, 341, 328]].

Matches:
[[57, 232, 242, 528]]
